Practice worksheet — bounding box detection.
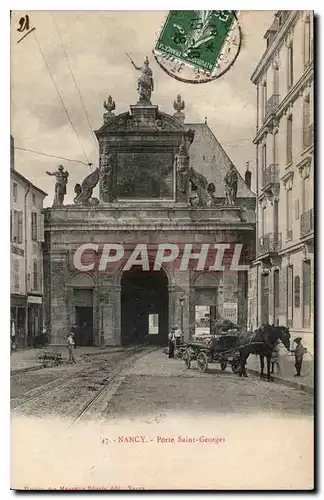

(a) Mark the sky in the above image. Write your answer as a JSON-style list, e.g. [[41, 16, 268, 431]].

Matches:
[[11, 10, 275, 206]]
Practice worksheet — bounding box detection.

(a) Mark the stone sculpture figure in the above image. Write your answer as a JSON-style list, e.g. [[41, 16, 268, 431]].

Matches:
[[175, 143, 190, 201], [224, 164, 238, 205], [128, 55, 154, 103], [188, 167, 211, 207], [73, 168, 100, 206], [99, 145, 114, 200], [46, 165, 69, 208]]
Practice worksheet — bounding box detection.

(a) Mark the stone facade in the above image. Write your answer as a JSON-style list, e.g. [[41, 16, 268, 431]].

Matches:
[[44, 98, 256, 347], [10, 135, 47, 348], [249, 11, 314, 352]]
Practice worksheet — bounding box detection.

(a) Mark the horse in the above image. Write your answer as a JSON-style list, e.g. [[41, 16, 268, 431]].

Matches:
[[236, 324, 291, 381]]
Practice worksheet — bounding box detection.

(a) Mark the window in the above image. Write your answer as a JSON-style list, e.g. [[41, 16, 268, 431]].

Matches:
[[304, 17, 311, 67], [288, 43, 294, 88], [273, 66, 279, 95], [261, 205, 266, 238], [263, 81, 267, 120], [31, 212, 37, 241], [286, 115, 293, 164], [262, 143, 267, 185], [294, 276, 301, 308], [32, 193, 36, 205], [273, 269, 280, 324], [11, 210, 23, 244], [303, 96, 311, 149], [13, 259, 20, 292], [286, 187, 293, 239], [13, 183, 18, 202], [303, 260, 311, 328], [287, 265, 293, 327], [33, 260, 38, 291], [261, 273, 269, 324]]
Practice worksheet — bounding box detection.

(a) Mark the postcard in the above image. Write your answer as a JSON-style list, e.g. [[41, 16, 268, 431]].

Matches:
[[10, 10, 314, 491]]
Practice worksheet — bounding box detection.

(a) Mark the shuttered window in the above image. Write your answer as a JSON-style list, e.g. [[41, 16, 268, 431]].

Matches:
[[31, 212, 37, 241]]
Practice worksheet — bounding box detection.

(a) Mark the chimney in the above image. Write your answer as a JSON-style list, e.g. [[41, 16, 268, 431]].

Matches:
[[10, 135, 14, 170], [245, 161, 252, 190]]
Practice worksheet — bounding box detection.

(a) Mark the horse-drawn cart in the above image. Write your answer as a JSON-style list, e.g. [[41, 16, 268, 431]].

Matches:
[[183, 334, 240, 373]]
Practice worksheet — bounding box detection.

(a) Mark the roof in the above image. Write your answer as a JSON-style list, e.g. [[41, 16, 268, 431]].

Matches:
[[186, 123, 255, 198], [11, 169, 47, 197]]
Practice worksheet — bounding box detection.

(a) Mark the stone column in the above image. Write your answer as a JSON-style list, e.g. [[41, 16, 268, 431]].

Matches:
[[98, 278, 121, 346], [49, 251, 69, 345]]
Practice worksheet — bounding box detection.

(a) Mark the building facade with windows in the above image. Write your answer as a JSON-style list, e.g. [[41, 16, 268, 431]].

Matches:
[[248, 11, 314, 351], [10, 136, 47, 348]]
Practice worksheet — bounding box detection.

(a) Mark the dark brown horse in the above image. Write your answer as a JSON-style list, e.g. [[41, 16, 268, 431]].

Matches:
[[236, 324, 291, 381]]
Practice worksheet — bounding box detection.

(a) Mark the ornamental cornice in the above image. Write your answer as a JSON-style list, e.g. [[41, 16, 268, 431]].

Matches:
[[251, 11, 299, 84]]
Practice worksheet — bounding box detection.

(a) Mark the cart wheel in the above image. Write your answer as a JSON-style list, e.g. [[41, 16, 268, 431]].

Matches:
[[35, 353, 42, 363], [231, 359, 240, 374], [197, 352, 208, 373], [220, 361, 227, 371]]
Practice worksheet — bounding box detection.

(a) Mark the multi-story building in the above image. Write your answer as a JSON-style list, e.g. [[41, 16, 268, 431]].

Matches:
[[10, 135, 47, 348], [249, 11, 314, 351]]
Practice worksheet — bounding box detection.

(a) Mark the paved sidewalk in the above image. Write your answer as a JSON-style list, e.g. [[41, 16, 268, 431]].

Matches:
[[247, 347, 314, 392], [10, 345, 125, 374]]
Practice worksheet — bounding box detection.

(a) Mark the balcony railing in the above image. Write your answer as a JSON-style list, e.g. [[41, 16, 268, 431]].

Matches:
[[265, 94, 280, 119], [258, 233, 282, 255], [303, 123, 314, 150], [262, 164, 280, 188], [300, 208, 314, 238]]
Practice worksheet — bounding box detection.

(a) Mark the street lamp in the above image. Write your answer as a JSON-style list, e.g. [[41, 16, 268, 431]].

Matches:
[[179, 294, 185, 339]]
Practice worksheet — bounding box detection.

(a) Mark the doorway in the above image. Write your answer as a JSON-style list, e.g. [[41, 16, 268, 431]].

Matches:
[[121, 269, 168, 345]]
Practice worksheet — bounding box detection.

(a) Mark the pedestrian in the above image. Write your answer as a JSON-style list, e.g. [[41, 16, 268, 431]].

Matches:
[[67, 332, 76, 364], [271, 343, 281, 375], [174, 325, 182, 347], [10, 316, 16, 353], [168, 327, 176, 359], [291, 337, 307, 377], [71, 323, 78, 349]]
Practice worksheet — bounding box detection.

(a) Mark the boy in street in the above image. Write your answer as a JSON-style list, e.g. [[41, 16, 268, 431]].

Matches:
[[67, 332, 76, 364], [292, 337, 307, 377]]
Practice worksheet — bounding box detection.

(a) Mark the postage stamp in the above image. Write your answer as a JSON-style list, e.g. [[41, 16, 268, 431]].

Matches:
[[154, 10, 242, 84]]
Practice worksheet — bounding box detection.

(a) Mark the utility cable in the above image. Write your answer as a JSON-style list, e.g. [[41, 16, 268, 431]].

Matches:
[[51, 13, 98, 150], [15, 147, 92, 167], [32, 31, 92, 170]]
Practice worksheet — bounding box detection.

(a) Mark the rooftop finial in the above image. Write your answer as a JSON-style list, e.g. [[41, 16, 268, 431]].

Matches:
[[205, 116, 208, 124], [173, 94, 185, 123], [103, 95, 116, 123]]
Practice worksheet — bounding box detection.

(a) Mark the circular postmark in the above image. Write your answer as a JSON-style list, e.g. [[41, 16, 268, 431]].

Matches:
[[153, 10, 242, 84]]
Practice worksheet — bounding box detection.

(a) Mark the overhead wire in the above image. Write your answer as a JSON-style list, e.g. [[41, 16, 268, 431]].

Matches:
[[15, 147, 92, 167], [51, 13, 98, 151], [32, 30, 93, 171]]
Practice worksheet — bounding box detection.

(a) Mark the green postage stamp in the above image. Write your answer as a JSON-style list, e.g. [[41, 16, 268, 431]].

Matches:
[[155, 11, 239, 74]]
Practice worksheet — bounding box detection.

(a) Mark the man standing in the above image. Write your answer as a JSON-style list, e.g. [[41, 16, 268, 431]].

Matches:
[[168, 328, 176, 359], [67, 332, 76, 364], [292, 337, 307, 377]]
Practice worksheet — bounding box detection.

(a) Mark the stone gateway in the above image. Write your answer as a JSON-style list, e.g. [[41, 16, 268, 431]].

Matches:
[[43, 86, 255, 347]]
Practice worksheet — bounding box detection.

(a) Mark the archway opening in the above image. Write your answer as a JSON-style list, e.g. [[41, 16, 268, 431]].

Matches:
[[121, 268, 169, 346]]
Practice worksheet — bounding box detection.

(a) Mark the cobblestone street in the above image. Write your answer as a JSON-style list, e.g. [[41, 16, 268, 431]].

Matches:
[[11, 348, 313, 490]]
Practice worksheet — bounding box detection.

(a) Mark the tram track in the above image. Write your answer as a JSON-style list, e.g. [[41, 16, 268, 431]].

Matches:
[[70, 347, 156, 426], [11, 346, 149, 413]]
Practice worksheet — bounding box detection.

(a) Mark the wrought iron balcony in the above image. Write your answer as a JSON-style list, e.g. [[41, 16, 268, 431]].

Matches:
[[262, 164, 280, 188], [303, 123, 314, 150], [258, 233, 282, 255], [265, 94, 280, 119], [300, 208, 314, 238]]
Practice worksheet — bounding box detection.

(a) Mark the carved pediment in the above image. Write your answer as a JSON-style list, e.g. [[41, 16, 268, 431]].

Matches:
[[96, 109, 187, 135]]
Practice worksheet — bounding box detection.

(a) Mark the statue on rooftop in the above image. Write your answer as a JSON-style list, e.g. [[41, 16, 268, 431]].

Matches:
[[127, 54, 154, 103], [73, 167, 99, 206], [224, 164, 238, 205], [46, 165, 69, 208]]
